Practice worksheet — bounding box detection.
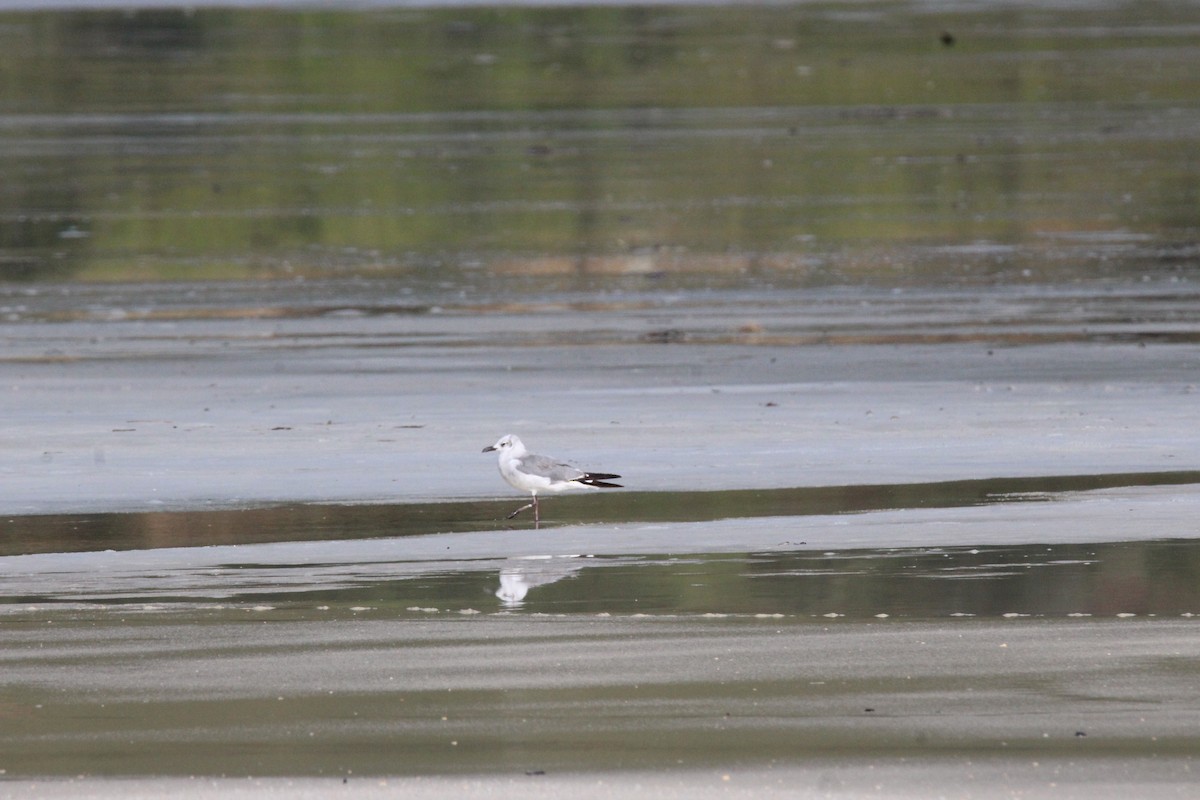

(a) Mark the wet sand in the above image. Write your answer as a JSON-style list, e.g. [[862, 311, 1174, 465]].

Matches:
[[2, 280, 1200, 798], [4, 615, 1200, 797], [3, 281, 1198, 515]]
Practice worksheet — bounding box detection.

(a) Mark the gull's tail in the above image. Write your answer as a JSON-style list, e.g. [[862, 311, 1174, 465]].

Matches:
[[578, 472, 622, 489]]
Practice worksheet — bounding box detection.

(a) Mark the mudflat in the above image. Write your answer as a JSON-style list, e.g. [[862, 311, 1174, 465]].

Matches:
[[3, 613, 1199, 798]]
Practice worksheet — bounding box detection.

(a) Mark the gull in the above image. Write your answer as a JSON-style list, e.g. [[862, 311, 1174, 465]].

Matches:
[[482, 434, 622, 527]]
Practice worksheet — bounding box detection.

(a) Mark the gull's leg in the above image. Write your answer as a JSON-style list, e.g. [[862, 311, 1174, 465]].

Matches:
[[507, 502, 534, 520], [533, 496, 540, 529]]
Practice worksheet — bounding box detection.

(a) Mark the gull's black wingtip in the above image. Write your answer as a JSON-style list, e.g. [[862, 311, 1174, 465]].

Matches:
[[579, 472, 622, 489]]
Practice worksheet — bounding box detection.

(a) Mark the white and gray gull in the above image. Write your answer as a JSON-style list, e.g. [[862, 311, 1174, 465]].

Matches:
[[482, 434, 622, 527]]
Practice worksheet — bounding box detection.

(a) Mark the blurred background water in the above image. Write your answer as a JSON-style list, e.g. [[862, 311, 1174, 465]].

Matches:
[[1, 0, 1198, 289]]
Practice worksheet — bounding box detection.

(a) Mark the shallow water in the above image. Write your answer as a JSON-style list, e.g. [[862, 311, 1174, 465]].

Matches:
[[5, 475, 1200, 619], [8, 538, 1199, 620]]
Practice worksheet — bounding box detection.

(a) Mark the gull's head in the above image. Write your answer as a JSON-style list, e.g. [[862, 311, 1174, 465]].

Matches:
[[482, 434, 523, 454]]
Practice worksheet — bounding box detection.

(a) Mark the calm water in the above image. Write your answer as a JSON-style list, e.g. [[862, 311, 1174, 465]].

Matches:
[[12, 541, 1196, 619], [2, 2, 1200, 286], [6, 471, 1200, 619]]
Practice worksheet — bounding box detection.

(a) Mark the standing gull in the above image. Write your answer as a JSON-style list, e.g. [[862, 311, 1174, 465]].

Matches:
[[482, 434, 622, 527]]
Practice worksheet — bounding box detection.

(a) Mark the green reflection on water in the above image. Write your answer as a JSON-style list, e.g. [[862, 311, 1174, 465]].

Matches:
[[317, 541, 1200, 620], [507, 541, 1200, 618], [2, 4, 1200, 284], [5, 538, 1200, 620]]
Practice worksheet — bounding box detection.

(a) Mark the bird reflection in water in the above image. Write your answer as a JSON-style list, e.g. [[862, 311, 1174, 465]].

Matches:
[[495, 555, 586, 607]]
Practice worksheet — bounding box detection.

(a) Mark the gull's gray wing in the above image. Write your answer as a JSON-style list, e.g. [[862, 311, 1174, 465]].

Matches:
[[518, 453, 586, 482]]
